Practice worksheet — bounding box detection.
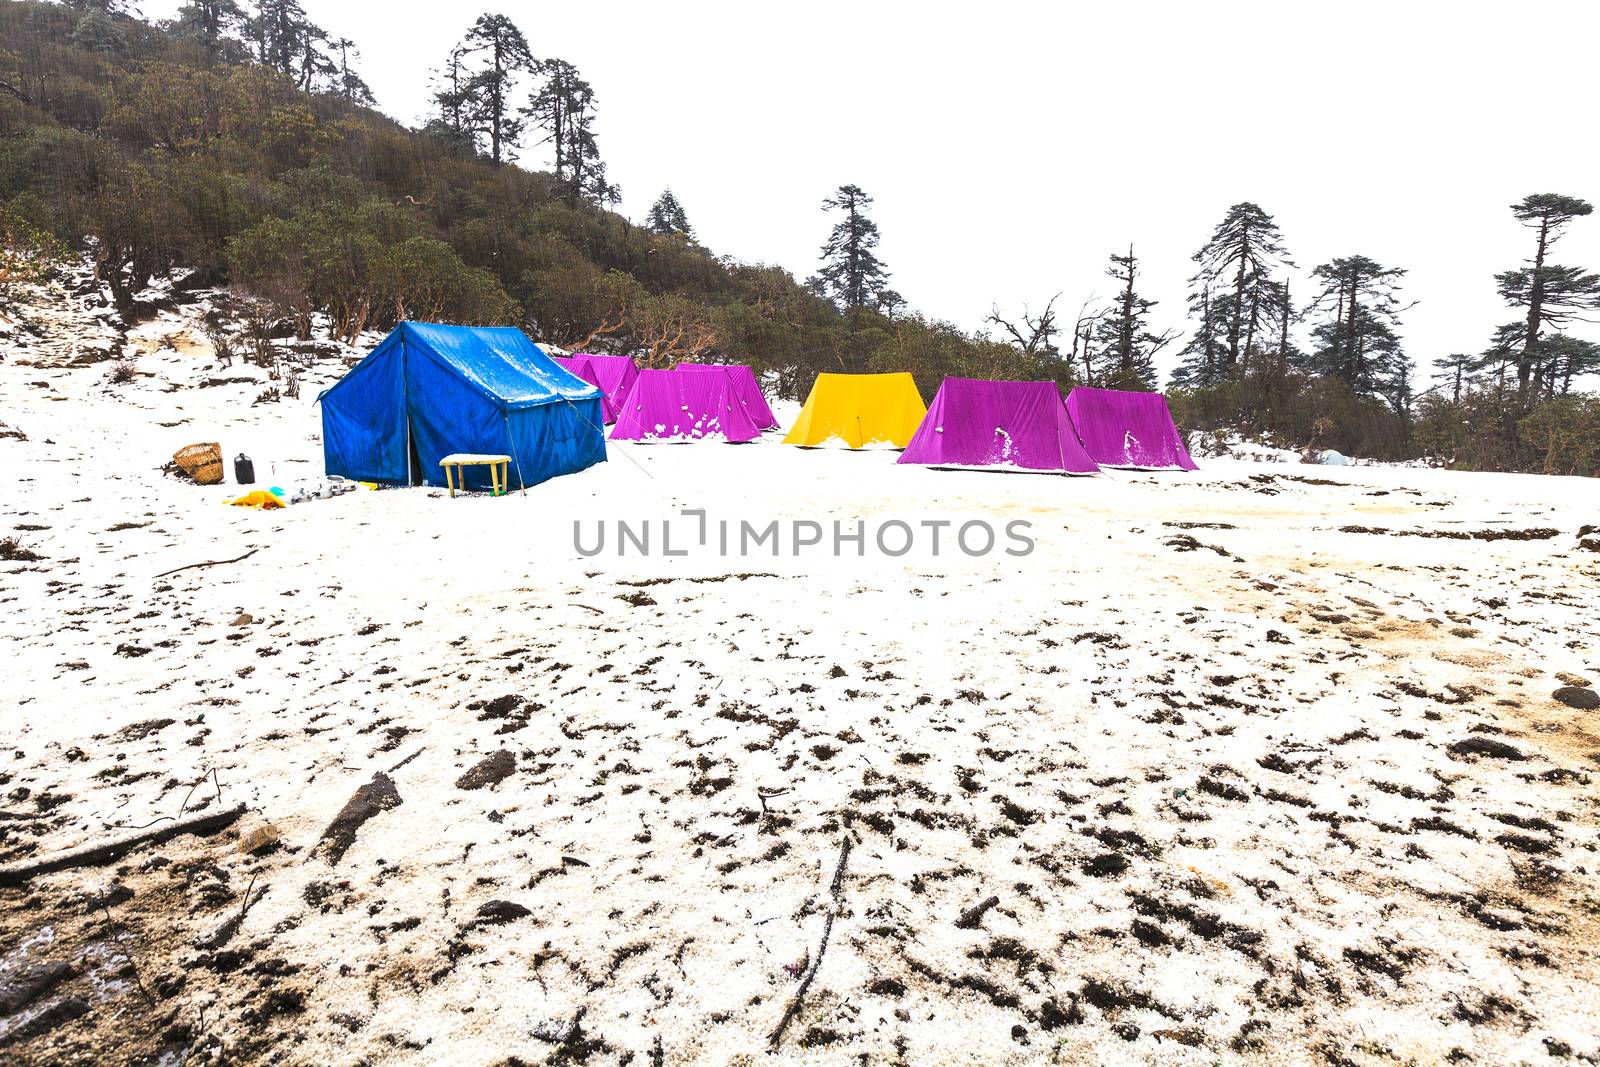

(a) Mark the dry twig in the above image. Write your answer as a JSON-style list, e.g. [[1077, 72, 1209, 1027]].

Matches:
[[768, 834, 852, 1048]]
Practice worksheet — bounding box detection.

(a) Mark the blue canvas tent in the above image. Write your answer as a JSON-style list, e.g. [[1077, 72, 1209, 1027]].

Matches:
[[318, 322, 606, 491]]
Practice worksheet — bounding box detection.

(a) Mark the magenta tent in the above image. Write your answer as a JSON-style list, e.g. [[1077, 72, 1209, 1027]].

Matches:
[[553, 356, 619, 423], [558, 354, 639, 413], [676, 362, 779, 430], [609, 368, 762, 443], [1065, 386, 1197, 470], [899, 378, 1099, 474]]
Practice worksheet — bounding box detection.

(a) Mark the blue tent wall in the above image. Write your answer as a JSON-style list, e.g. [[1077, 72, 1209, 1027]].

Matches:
[[320, 331, 408, 483], [404, 343, 512, 490], [319, 322, 606, 490], [506, 397, 606, 490]]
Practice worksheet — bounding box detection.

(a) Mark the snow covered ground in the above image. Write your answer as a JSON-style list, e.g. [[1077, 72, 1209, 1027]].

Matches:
[[2, 269, 1598, 1065]]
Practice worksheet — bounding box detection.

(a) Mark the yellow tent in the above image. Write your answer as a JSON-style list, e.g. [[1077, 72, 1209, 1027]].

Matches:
[[782, 372, 927, 448]]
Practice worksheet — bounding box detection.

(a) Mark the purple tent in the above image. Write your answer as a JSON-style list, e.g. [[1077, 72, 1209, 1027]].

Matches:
[[899, 378, 1099, 474], [675, 362, 779, 430], [559, 354, 639, 413], [609, 368, 762, 443], [553, 356, 619, 424], [1065, 387, 1197, 470]]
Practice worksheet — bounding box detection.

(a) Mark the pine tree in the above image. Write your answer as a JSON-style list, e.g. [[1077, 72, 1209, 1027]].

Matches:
[[812, 184, 890, 311], [330, 37, 375, 106], [646, 189, 693, 238], [1301, 255, 1412, 400], [426, 46, 477, 155], [523, 58, 615, 205], [1091, 244, 1173, 389], [1170, 283, 1229, 388], [1492, 194, 1600, 402], [457, 14, 535, 166], [1432, 353, 1473, 404], [62, 0, 132, 12], [1540, 334, 1600, 399], [70, 10, 127, 54], [250, 0, 327, 89], [1177, 202, 1291, 384], [170, 0, 248, 60]]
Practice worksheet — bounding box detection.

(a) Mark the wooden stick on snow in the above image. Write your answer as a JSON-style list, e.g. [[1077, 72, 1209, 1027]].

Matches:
[[768, 833, 852, 1048]]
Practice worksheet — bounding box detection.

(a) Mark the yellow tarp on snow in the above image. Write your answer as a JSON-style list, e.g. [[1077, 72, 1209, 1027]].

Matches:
[[782, 372, 927, 448], [227, 490, 285, 509]]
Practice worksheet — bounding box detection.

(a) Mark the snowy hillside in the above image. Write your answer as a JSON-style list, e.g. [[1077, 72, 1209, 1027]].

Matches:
[[1, 268, 1598, 1065]]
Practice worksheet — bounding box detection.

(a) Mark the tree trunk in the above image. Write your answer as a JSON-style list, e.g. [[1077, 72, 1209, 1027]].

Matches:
[[1227, 228, 1249, 371], [1518, 214, 1550, 403]]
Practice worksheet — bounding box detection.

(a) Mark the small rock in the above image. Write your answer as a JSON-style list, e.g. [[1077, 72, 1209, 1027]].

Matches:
[[0, 959, 74, 1015], [532, 1006, 585, 1044], [239, 822, 282, 856], [473, 899, 532, 926], [319, 772, 402, 864], [2, 994, 90, 1042], [1448, 737, 1526, 761], [1552, 686, 1599, 711], [115, 718, 175, 742], [230, 612, 255, 627], [455, 750, 516, 791]]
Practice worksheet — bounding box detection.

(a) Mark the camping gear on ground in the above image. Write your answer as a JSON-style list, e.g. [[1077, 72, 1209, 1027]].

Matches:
[[439, 454, 512, 497], [172, 442, 224, 485], [1064, 387, 1197, 470], [233, 453, 256, 485], [557, 354, 639, 416], [783, 372, 927, 449], [317, 322, 606, 492], [552, 356, 620, 424], [675, 362, 779, 430], [609, 368, 763, 443], [899, 378, 1100, 474], [227, 490, 284, 509]]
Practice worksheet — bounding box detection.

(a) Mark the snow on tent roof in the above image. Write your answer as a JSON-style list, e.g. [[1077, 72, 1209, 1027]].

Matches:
[[368, 322, 602, 410], [782, 372, 927, 449], [674, 362, 778, 430], [899, 377, 1099, 474], [567, 353, 639, 410], [318, 321, 606, 490], [609, 368, 762, 443], [553, 356, 619, 423], [1064, 386, 1197, 470]]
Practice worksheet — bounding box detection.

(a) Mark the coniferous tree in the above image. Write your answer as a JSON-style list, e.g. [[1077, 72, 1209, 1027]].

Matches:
[[457, 14, 535, 165], [1432, 353, 1473, 405], [250, 0, 326, 88], [426, 46, 477, 155], [170, 0, 248, 60], [1539, 334, 1600, 399], [1301, 255, 1412, 400], [1175, 202, 1291, 385], [646, 189, 693, 238], [330, 37, 374, 105], [812, 184, 890, 311], [1170, 283, 1229, 387], [70, 10, 127, 54], [1489, 194, 1600, 403], [1091, 244, 1173, 389], [523, 58, 615, 205]]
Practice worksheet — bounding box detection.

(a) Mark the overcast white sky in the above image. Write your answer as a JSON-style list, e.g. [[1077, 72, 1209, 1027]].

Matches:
[[146, 0, 1600, 384]]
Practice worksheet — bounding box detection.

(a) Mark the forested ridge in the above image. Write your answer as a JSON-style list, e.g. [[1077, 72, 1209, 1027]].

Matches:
[[2, 0, 1597, 474]]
